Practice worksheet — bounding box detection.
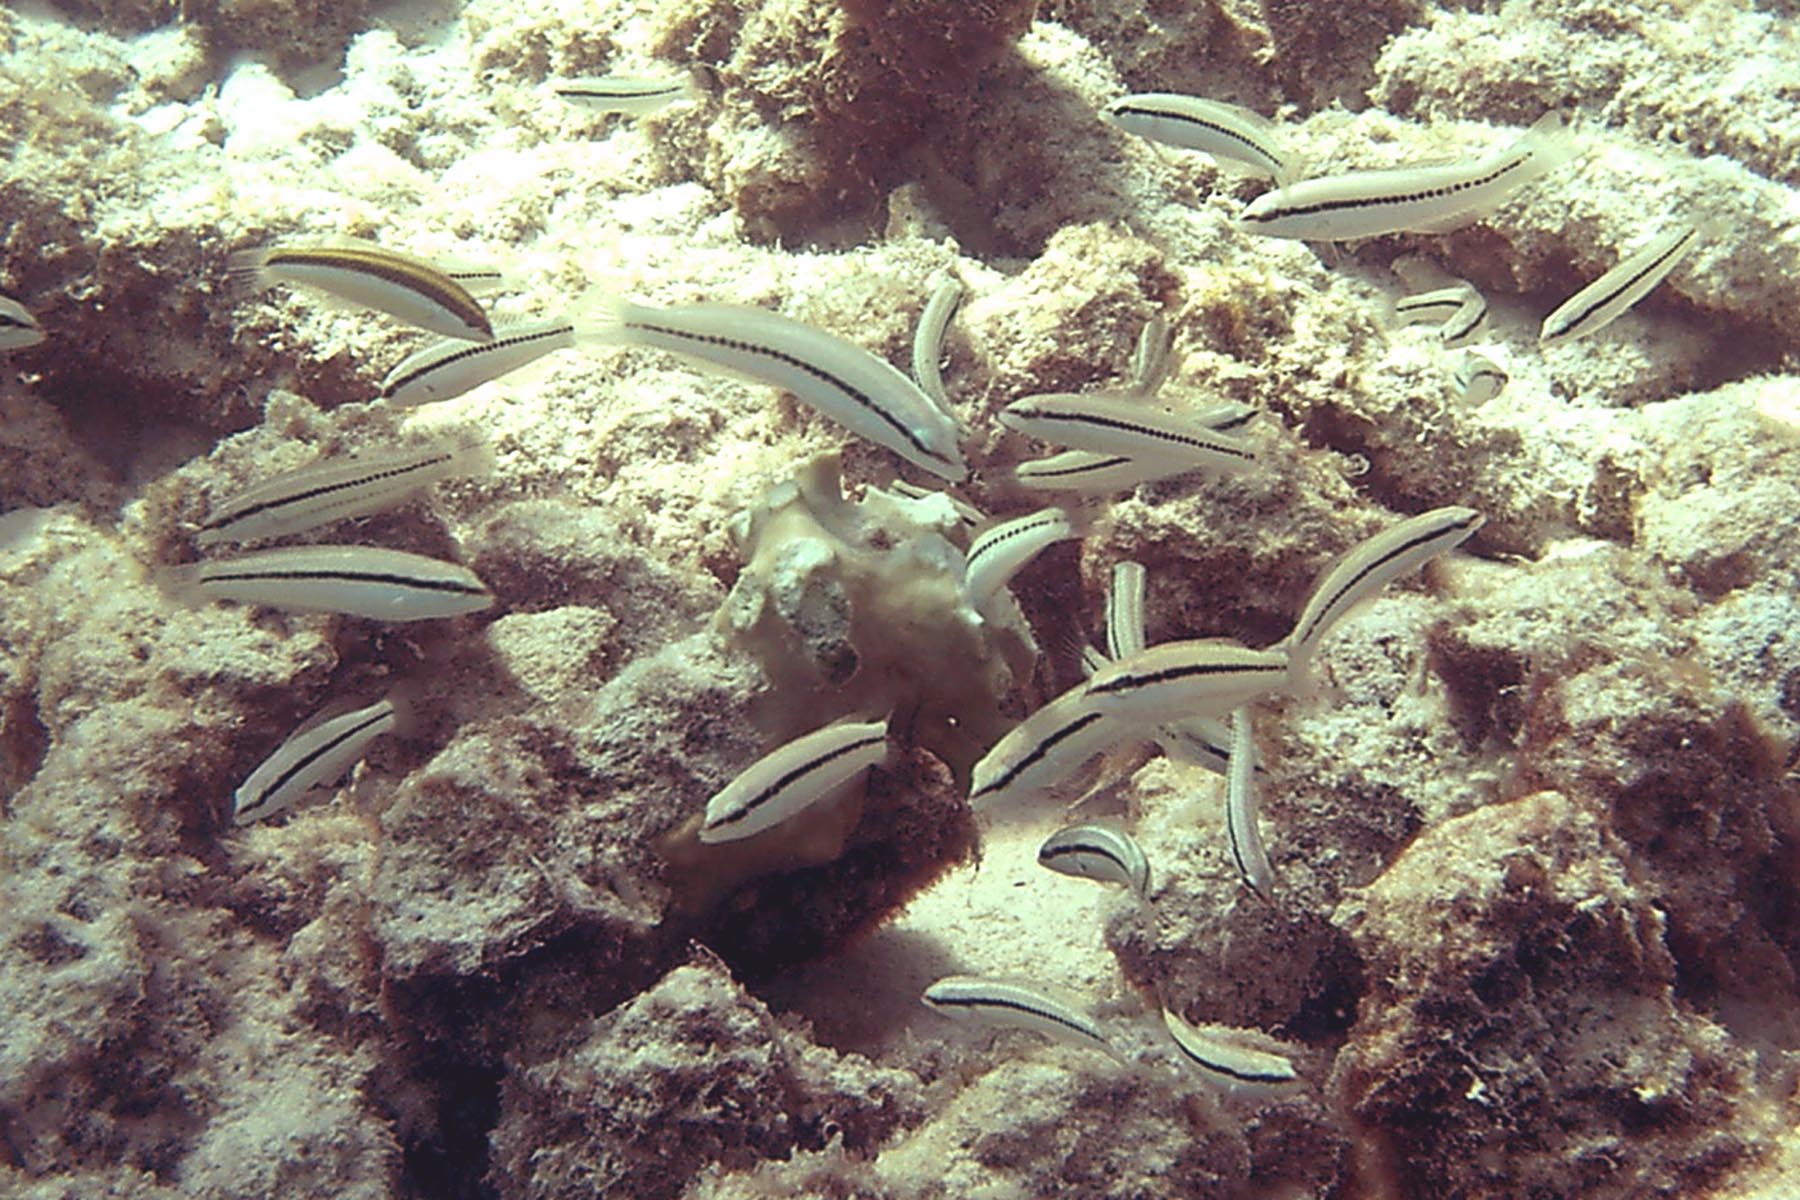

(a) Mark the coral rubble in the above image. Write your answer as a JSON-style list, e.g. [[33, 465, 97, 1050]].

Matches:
[[5, 0, 1800, 1197]]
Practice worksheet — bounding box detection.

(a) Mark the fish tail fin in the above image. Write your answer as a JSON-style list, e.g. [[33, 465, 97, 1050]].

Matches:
[[224, 246, 273, 299], [1514, 110, 1581, 181], [440, 429, 498, 481], [158, 563, 209, 608], [565, 289, 640, 349], [383, 678, 427, 739]]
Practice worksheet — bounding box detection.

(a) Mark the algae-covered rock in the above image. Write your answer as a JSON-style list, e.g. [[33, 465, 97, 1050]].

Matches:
[[646, 0, 1038, 241], [1333, 790, 1758, 1198], [489, 950, 924, 1200], [6, 0, 1800, 1196]]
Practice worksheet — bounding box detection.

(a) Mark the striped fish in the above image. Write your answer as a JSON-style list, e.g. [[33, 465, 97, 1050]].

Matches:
[[1105, 561, 1148, 660], [963, 508, 1079, 608], [969, 684, 1124, 810], [1540, 222, 1703, 345], [1283, 506, 1484, 673], [1127, 315, 1173, 397], [699, 717, 888, 844], [1224, 706, 1273, 897], [1104, 93, 1292, 182], [1455, 351, 1508, 405], [228, 241, 495, 342], [1239, 112, 1574, 242], [197, 437, 491, 547], [1009, 449, 1187, 495], [911, 272, 964, 417], [0, 292, 44, 350], [172, 545, 494, 621], [582, 297, 967, 482], [923, 976, 1120, 1059], [380, 318, 578, 406], [554, 74, 698, 116], [1086, 640, 1290, 725], [1037, 822, 1150, 898], [1392, 281, 1487, 346], [1161, 1006, 1300, 1094], [1002, 393, 1257, 474], [234, 693, 406, 825], [1009, 399, 1255, 495]]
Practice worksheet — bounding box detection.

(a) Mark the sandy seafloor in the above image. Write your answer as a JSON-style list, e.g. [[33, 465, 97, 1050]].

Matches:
[[6, 0, 1800, 1196]]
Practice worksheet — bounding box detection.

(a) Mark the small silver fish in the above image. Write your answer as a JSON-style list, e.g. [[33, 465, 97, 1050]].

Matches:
[[554, 74, 699, 117], [229, 241, 494, 342], [1037, 822, 1151, 898], [923, 975, 1120, 1059], [0, 292, 45, 351], [700, 718, 889, 844]]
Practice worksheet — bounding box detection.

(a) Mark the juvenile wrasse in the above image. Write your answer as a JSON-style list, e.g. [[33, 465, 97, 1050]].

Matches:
[[197, 437, 491, 547], [170, 545, 494, 621], [1224, 706, 1273, 897], [1127, 315, 1173, 397], [380, 318, 579, 407], [911, 272, 964, 417], [1160, 1006, 1300, 1095], [923, 975, 1119, 1059], [582, 296, 967, 482], [1540, 222, 1704, 345], [889, 479, 985, 530], [229, 242, 495, 342], [1086, 640, 1290, 725], [1239, 112, 1573, 242], [233, 693, 406, 825], [963, 507, 1080, 608], [699, 717, 888, 844], [1038, 821, 1150, 898], [1392, 281, 1487, 346], [1455, 351, 1508, 405], [1282, 506, 1484, 675], [1009, 449, 1190, 495], [969, 684, 1123, 810], [1008, 399, 1254, 495], [0, 292, 44, 350], [1104, 93, 1292, 182], [1001, 393, 1257, 474], [1105, 560, 1148, 660], [554, 74, 698, 116]]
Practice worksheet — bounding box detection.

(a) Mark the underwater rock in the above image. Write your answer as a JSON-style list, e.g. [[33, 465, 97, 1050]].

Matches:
[[684, 1050, 1345, 1200], [367, 632, 760, 991], [6, 0, 1800, 1195], [965, 222, 1181, 416], [488, 949, 924, 1200], [43, 0, 376, 69], [0, 514, 387, 1193], [645, 0, 1038, 241], [1333, 789, 1757, 1198], [471, 498, 718, 657]]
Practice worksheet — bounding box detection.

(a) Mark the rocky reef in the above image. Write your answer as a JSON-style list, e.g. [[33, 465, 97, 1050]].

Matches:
[[5, 0, 1800, 1197]]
